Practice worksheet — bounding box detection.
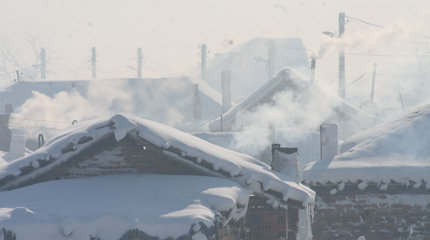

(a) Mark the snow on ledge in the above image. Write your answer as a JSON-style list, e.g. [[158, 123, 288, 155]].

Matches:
[[302, 104, 430, 187]]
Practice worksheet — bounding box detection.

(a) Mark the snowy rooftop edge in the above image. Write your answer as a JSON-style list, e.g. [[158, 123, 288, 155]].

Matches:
[[0, 114, 315, 206], [302, 104, 430, 187]]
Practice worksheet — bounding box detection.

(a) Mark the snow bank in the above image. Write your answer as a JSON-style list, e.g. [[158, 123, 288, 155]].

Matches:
[[0, 174, 249, 240], [302, 104, 430, 186], [0, 114, 315, 207]]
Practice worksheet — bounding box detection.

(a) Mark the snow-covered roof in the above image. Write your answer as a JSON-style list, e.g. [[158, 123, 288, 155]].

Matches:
[[302, 104, 430, 188], [209, 67, 381, 139], [0, 174, 248, 240], [0, 114, 315, 208]]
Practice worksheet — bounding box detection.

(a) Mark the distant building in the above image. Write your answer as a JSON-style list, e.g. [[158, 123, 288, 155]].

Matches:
[[302, 105, 430, 239]]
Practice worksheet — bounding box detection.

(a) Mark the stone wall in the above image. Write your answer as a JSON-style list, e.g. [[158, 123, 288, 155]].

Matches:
[[311, 193, 430, 240]]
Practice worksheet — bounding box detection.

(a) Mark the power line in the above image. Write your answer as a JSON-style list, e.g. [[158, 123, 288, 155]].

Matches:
[[10, 117, 71, 124], [346, 16, 430, 40], [9, 123, 62, 131], [345, 16, 384, 28], [332, 66, 372, 92], [346, 53, 430, 57]]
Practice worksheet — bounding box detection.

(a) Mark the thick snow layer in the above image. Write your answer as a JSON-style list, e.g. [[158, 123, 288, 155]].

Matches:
[[302, 104, 430, 186], [0, 114, 315, 207], [0, 174, 249, 240]]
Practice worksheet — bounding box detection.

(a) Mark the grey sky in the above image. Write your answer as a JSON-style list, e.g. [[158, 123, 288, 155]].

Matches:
[[1, 0, 429, 81]]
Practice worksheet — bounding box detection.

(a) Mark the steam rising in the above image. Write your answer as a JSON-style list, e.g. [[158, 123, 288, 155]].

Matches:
[[228, 78, 339, 160], [316, 18, 425, 59], [11, 78, 190, 138]]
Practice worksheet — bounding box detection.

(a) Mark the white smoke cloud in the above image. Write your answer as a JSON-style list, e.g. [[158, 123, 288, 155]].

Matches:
[[229, 83, 339, 159], [317, 17, 427, 59], [11, 78, 190, 139]]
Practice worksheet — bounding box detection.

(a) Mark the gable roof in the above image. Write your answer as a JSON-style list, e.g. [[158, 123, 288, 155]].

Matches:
[[209, 67, 381, 139], [0, 114, 315, 208], [302, 104, 430, 188]]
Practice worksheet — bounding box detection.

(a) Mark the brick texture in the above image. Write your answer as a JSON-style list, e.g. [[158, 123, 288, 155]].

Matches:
[[311, 193, 430, 240]]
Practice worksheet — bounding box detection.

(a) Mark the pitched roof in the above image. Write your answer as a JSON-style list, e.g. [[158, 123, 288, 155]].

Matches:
[[302, 104, 430, 188], [0, 114, 315, 208], [209, 67, 381, 139]]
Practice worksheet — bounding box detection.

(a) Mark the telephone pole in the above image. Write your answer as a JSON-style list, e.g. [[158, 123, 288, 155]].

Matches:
[[370, 63, 377, 102], [201, 44, 207, 80], [339, 12, 346, 99], [137, 48, 143, 79], [310, 57, 316, 84], [267, 39, 276, 79], [91, 47, 96, 79], [40, 48, 46, 79]]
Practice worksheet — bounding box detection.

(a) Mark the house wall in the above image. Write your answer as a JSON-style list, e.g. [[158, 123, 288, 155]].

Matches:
[[36, 135, 203, 183], [244, 196, 299, 240], [311, 190, 430, 240]]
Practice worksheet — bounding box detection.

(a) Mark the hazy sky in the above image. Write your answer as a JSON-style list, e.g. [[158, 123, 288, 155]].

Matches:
[[1, 0, 429, 81]]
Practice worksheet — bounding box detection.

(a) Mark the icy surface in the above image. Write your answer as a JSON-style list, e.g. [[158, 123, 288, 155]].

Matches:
[[0, 174, 249, 240], [303, 104, 430, 185], [0, 114, 315, 206]]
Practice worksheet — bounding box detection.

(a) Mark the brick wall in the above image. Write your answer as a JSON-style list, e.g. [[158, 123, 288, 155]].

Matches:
[[245, 196, 299, 240], [36, 135, 203, 183], [311, 193, 430, 240]]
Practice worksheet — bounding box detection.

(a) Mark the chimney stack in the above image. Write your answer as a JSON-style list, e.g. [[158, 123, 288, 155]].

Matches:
[[0, 104, 12, 152], [271, 144, 300, 183], [221, 70, 233, 113], [5, 135, 26, 162], [320, 123, 339, 160]]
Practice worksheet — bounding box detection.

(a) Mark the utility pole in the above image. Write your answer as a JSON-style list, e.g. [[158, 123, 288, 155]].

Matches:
[[339, 12, 346, 99], [267, 39, 276, 79], [370, 63, 377, 102], [40, 48, 46, 79], [91, 47, 96, 80], [201, 44, 207, 80], [15, 70, 21, 82], [137, 48, 143, 79], [193, 84, 202, 120], [310, 57, 316, 84]]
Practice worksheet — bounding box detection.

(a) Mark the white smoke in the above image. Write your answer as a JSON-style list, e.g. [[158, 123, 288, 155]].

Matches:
[[316, 17, 424, 59], [11, 78, 189, 139], [229, 81, 339, 158]]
